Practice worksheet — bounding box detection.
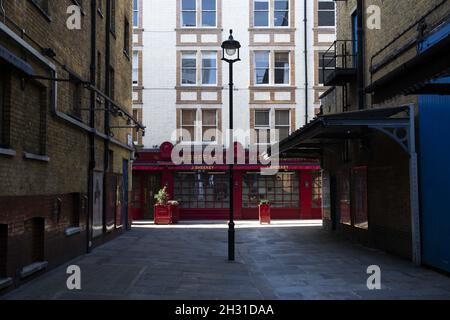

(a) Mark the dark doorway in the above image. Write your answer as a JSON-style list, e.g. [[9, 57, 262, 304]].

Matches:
[[0, 224, 7, 277], [24, 218, 45, 265], [144, 173, 162, 220]]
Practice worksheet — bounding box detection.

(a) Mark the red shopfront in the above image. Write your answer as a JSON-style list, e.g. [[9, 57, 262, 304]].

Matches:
[[131, 149, 323, 221]]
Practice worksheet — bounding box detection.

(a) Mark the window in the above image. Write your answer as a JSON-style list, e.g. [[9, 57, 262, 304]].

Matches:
[[319, 51, 335, 84], [254, 51, 270, 85], [32, 0, 49, 14], [133, 0, 139, 27], [274, 0, 289, 26], [201, 0, 216, 27], [311, 171, 323, 209], [243, 172, 299, 208], [254, 110, 270, 144], [124, 18, 130, 56], [318, 0, 335, 27], [181, 109, 196, 142], [274, 52, 289, 84], [132, 51, 139, 85], [254, 0, 269, 27], [174, 172, 230, 209], [97, 51, 102, 91], [110, 0, 116, 33], [202, 109, 217, 142], [182, 52, 197, 85], [182, 0, 196, 27], [109, 67, 115, 100], [338, 172, 351, 225], [23, 82, 47, 156], [201, 52, 217, 85], [69, 74, 82, 119], [275, 110, 290, 141]]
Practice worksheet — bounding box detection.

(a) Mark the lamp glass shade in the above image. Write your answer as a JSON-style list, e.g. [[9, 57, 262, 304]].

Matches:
[[226, 48, 237, 56]]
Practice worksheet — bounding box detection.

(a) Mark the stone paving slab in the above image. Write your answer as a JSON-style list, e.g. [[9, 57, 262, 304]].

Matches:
[[2, 220, 450, 300]]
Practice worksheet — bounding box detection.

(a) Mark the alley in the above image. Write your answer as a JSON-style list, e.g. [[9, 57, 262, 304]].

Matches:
[[2, 221, 450, 300]]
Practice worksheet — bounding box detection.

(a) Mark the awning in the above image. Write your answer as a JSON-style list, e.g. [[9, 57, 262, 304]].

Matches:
[[276, 106, 411, 156], [0, 44, 36, 76], [274, 104, 422, 267]]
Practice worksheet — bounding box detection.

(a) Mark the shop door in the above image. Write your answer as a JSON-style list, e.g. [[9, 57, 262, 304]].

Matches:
[[144, 173, 162, 220]]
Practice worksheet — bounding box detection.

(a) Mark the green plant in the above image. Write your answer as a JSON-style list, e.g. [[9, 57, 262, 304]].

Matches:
[[154, 186, 169, 205], [259, 199, 270, 205]]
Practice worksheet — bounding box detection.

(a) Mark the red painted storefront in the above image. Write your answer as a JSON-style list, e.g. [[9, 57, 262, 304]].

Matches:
[[131, 146, 322, 221]]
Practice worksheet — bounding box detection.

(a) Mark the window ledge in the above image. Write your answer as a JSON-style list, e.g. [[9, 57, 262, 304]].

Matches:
[[24, 152, 50, 162], [123, 50, 131, 60], [0, 277, 13, 290], [0, 148, 16, 157], [65, 227, 82, 237], [29, 0, 52, 22], [20, 261, 48, 279]]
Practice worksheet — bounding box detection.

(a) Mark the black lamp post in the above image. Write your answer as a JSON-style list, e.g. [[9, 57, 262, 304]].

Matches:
[[222, 30, 241, 262]]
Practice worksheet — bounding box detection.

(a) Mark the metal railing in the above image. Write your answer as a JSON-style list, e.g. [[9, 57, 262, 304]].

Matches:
[[321, 40, 358, 85]]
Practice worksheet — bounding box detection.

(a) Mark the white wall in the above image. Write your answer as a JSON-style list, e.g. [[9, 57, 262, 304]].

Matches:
[[141, 0, 321, 148]]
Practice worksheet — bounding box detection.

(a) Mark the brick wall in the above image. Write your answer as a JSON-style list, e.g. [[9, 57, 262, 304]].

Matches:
[[0, 0, 134, 290]]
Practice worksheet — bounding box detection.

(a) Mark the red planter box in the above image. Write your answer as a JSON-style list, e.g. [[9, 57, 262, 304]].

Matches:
[[154, 204, 172, 225], [259, 204, 271, 224]]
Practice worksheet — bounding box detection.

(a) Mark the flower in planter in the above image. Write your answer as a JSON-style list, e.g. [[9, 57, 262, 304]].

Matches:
[[259, 199, 270, 206], [154, 187, 169, 205]]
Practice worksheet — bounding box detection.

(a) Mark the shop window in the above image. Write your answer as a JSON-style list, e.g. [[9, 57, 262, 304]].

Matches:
[[338, 172, 351, 225], [202, 109, 217, 142], [311, 171, 323, 209], [24, 218, 45, 264], [181, 109, 196, 142], [174, 172, 230, 208], [0, 224, 7, 277], [352, 167, 368, 229], [243, 172, 299, 208], [275, 110, 290, 141]]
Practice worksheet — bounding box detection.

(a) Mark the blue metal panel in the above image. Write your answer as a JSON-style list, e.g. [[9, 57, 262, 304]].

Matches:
[[419, 91, 450, 273]]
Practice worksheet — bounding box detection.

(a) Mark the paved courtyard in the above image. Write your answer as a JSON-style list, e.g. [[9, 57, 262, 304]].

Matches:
[[2, 220, 450, 300]]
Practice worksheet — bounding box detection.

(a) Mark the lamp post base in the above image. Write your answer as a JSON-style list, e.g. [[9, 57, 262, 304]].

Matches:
[[228, 221, 235, 261]]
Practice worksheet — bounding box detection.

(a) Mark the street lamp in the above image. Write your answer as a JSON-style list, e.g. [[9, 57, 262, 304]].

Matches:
[[222, 30, 241, 262]]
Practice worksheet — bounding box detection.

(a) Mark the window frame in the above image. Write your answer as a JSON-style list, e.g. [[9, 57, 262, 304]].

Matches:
[[254, 109, 271, 145], [274, 51, 290, 85], [254, 51, 271, 85], [132, 51, 139, 85], [273, 0, 289, 27], [317, 0, 336, 28], [201, 109, 218, 143], [181, 0, 197, 28], [201, 51, 217, 86], [254, 0, 270, 28], [133, 0, 139, 28], [181, 109, 197, 142], [201, 0, 217, 28], [274, 109, 291, 142], [181, 52, 198, 86]]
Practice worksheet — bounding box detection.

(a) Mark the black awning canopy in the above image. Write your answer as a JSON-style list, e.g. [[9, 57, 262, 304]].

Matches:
[[0, 44, 36, 76], [275, 106, 411, 157]]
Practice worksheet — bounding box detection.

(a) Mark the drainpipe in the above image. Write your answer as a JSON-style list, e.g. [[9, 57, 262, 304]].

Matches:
[[104, 0, 112, 235], [304, 0, 309, 124], [357, 0, 365, 110], [87, 0, 97, 253]]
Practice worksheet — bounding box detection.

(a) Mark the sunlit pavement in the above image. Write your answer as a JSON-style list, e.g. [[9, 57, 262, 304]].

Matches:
[[3, 220, 450, 300]]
